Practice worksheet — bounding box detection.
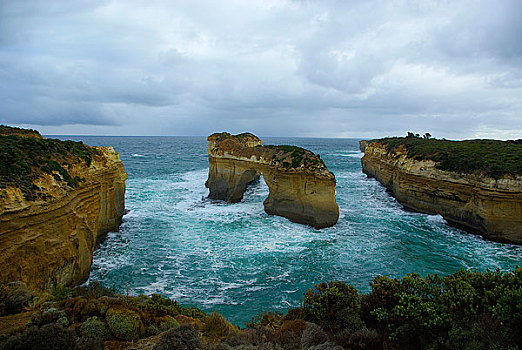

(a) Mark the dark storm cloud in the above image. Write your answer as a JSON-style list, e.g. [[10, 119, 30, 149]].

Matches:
[[0, 0, 520, 138]]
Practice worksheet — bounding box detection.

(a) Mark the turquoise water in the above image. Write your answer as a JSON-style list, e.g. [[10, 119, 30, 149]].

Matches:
[[60, 136, 521, 325]]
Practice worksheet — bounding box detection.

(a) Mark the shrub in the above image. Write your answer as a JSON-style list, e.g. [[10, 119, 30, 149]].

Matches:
[[79, 316, 111, 340], [245, 311, 283, 330], [30, 307, 68, 327], [50, 285, 72, 302], [203, 312, 237, 341], [106, 306, 145, 341], [140, 293, 206, 319], [347, 328, 382, 350], [303, 281, 361, 334], [308, 342, 343, 350], [300, 323, 328, 349], [277, 319, 308, 336], [159, 315, 180, 332], [2, 282, 36, 314], [153, 323, 203, 350], [360, 268, 522, 348], [0, 324, 77, 350], [73, 281, 115, 299]]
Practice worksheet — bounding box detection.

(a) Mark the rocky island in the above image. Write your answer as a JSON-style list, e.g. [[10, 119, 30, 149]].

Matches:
[[0, 126, 127, 291], [360, 136, 522, 244], [205, 132, 339, 229]]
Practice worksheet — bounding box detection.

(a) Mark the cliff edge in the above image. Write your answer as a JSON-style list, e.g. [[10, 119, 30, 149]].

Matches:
[[0, 126, 127, 290], [360, 137, 522, 244], [205, 132, 339, 229]]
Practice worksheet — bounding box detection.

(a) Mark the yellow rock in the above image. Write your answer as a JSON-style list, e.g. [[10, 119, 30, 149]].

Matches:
[[361, 141, 522, 244], [205, 132, 339, 229], [0, 145, 127, 291]]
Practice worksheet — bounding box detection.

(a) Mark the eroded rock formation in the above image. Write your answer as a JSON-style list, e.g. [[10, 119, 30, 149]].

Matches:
[[361, 140, 522, 244], [0, 132, 127, 291], [206, 132, 339, 229]]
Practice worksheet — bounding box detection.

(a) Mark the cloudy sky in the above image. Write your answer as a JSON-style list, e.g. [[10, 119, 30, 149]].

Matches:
[[1, 0, 521, 138]]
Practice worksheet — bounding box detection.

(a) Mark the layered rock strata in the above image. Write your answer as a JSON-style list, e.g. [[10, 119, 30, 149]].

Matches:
[[0, 135, 126, 291], [206, 132, 339, 229], [361, 141, 522, 244]]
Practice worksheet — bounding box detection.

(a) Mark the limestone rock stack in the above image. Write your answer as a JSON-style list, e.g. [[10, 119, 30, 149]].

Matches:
[[206, 132, 339, 229]]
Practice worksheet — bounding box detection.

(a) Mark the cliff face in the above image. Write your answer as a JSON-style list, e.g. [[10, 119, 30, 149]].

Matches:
[[206, 133, 339, 229], [0, 141, 126, 291], [361, 141, 522, 244]]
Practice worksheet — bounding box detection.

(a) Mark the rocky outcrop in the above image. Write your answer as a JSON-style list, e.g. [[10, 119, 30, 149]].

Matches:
[[361, 141, 522, 244], [0, 135, 126, 291], [206, 133, 339, 229], [359, 140, 369, 152]]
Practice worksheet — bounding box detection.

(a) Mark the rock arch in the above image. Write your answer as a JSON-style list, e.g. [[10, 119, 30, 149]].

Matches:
[[205, 132, 339, 229]]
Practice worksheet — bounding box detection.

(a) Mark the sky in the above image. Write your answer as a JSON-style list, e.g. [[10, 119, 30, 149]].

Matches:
[[1, 0, 521, 139]]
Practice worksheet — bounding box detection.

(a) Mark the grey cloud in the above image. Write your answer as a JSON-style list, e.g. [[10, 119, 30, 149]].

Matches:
[[0, 0, 521, 138]]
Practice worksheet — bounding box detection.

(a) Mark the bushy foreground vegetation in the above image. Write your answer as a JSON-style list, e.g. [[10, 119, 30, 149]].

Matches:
[[1, 268, 521, 349], [373, 134, 522, 179], [0, 126, 96, 200]]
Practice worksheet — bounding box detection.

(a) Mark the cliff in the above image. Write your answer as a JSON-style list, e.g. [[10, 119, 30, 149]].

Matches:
[[206, 132, 339, 229], [360, 138, 522, 244], [0, 127, 127, 291]]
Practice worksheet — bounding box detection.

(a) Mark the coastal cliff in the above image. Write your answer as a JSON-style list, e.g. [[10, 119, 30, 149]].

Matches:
[[206, 132, 339, 229], [360, 138, 522, 243], [0, 127, 127, 291]]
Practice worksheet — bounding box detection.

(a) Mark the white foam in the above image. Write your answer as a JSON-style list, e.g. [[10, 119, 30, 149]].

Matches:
[[132, 153, 145, 157], [427, 214, 447, 224]]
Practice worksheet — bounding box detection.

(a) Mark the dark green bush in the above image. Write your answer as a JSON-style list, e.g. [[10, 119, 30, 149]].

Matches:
[[303, 281, 361, 334], [1, 282, 36, 314], [0, 324, 77, 350], [300, 323, 328, 349], [153, 323, 203, 350], [360, 268, 522, 349], [79, 316, 110, 341]]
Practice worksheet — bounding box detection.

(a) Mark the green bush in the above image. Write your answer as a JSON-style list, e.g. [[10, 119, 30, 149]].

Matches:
[[360, 268, 522, 348], [140, 293, 206, 319], [0, 323, 77, 350], [159, 315, 180, 332], [203, 312, 237, 341], [106, 306, 145, 341], [79, 316, 111, 341], [303, 281, 361, 334], [153, 323, 203, 350]]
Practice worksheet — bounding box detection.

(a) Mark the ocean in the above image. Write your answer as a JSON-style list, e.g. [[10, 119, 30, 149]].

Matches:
[[56, 136, 522, 325]]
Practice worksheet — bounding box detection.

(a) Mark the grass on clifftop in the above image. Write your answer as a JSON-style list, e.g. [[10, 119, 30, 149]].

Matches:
[[0, 133, 96, 200], [0, 125, 42, 138], [373, 136, 522, 179], [265, 145, 325, 169]]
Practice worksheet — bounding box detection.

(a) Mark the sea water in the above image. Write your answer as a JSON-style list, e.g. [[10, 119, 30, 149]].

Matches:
[[57, 136, 522, 325]]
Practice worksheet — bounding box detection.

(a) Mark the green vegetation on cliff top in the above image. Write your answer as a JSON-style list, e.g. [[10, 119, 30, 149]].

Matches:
[[0, 125, 41, 138], [373, 136, 522, 178], [0, 125, 96, 200], [265, 144, 325, 170]]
